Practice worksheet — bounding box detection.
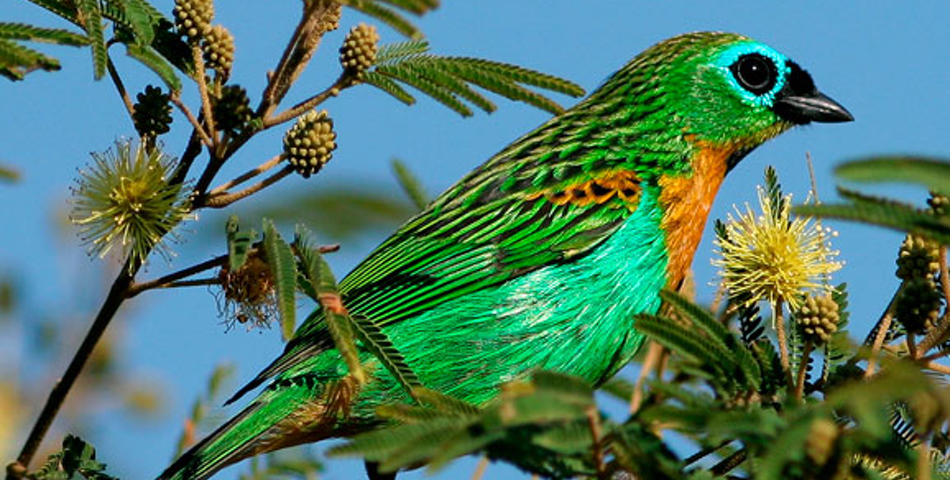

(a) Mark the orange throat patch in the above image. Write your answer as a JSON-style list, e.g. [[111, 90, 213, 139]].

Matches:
[[658, 142, 733, 289]]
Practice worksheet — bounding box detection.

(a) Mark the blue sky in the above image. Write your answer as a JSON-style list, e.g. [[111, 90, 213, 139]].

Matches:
[[3, 1, 950, 480]]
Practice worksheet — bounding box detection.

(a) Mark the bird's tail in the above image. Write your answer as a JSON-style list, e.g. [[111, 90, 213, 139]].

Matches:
[[156, 388, 332, 480]]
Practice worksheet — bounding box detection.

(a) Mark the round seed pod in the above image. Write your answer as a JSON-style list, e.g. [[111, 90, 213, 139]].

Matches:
[[339, 23, 380, 80], [174, 0, 213, 43], [133, 85, 173, 139], [283, 110, 337, 178], [212, 85, 252, 134], [795, 292, 840, 344], [895, 277, 942, 335], [896, 234, 940, 281], [203, 25, 234, 80], [929, 191, 949, 217]]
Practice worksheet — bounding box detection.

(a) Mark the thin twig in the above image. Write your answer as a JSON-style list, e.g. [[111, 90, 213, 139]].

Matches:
[[710, 449, 747, 477], [919, 349, 950, 363], [469, 456, 489, 480], [106, 58, 135, 122], [864, 293, 899, 378], [795, 339, 813, 402], [264, 75, 350, 128], [8, 263, 138, 479], [684, 439, 733, 466], [191, 46, 217, 144], [923, 361, 950, 376], [202, 165, 295, 209], [919, 442, 932, 480], [127, 253, 230, 298], [586, 405, 606, 479], [259, 1, 339, 118], [208, 155, 284, 196], [773, 298, 793, 389], [631, 341, 664, 414], [169, 93, 213, 147]]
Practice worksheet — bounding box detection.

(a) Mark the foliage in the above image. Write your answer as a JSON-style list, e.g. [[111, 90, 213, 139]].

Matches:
[[31, 435, 117, 480], [365, 39, 585, 116]]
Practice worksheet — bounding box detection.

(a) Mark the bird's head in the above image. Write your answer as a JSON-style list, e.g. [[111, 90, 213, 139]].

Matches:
[[590, 32, 853, 174]]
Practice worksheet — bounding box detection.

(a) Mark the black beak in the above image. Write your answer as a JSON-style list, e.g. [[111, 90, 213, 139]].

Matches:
[[773, 61, 854, 124], [775, 91, 853, 124]]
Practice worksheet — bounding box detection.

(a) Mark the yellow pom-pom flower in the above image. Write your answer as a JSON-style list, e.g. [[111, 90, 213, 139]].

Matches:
[[714, 186, 842, 311], [70, 140, 191, 269]]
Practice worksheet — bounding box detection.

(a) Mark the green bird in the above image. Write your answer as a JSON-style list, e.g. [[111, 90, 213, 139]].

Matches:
[[158, 31, 852, 480]]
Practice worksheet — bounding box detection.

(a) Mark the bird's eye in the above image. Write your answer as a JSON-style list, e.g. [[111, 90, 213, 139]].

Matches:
[[730, 53, 777, 96]]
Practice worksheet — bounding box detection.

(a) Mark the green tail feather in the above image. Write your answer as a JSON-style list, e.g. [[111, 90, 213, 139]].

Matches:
[[158, 388, 318, 480]]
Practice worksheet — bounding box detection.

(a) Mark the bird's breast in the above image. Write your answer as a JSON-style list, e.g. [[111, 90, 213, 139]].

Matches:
[[657, 142, 732, 289]]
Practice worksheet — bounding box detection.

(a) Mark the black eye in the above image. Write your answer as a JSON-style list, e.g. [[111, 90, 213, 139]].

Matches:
[[730, 53, 777, 96]]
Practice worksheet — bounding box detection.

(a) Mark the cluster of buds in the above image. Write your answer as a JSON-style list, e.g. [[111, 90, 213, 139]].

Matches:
[[795, 292, 840, 344], [173, 0, 213, 43], [212, 85, 252, 134], [132, 85, 173, 140], [203, 25, 235, 79], [283, 110, 337, 178], [896, 234, 940, 282], [174, 0, 234, 79], [339, 23, 379, 81], [896, 277, 942, 334]]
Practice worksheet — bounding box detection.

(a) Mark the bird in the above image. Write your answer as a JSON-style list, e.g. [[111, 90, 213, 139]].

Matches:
[[158, 31, 852, 480]]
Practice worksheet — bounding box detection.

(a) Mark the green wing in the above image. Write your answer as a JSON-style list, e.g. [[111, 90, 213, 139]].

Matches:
[[226, 131, 646, 403]]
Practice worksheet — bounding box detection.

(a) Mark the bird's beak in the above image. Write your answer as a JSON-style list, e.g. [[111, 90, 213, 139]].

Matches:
[[774, 90, 854, 123]]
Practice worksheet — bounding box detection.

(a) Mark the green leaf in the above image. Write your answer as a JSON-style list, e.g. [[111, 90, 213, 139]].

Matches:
[[338, 0, 422, 39], [368, 41, 584, 117], [24, 0, 79, 22], [376, 39, 429, 64], [262, 220, 297, 341], [0, 164, 19, 182], [795, 188, 950, 245], [391, 159, 429, 210], [76, 0, 108, 79], [225, 215, 253, 271], [351, 313, 422, 396], [102, 0, 155, 44], [0, 38, 60, 80], [413, 387, 480, 416], [364, 70, 416, 105], [126, 44, 182, 92], [0, 22, 88, 46], [836, 156, 950, 195], [294, 226, 366, 382]]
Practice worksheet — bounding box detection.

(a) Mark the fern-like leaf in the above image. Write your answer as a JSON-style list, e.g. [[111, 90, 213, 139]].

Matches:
[[338, 0, 422, 39], [367, 41, 584, 117], [796, 188, 950, 244], [351, 313, 422, 395], [391, 159, 429, 210], [127, 43, 182, 92], [225, 215, 253, 271], [76, 0, 108, 79], [0, 38, 60, 80], [836, 156, 950, 196], [0, 22, 88, 46], [24, 0, 79, 21], [375, 39, 429, 64], [363, 70, 416, 105], [262, 220, 297, 341]]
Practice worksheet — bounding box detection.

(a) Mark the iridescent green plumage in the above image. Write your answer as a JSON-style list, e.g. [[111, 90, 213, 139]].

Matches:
[[158, 32, 851, 480]]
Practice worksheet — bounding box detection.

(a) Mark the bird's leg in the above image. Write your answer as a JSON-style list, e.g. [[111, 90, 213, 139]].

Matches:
[[364, 461, 397, 480]]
